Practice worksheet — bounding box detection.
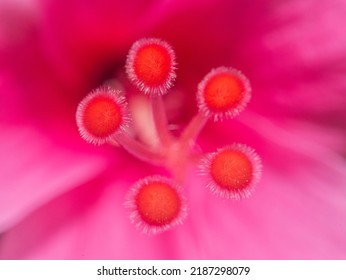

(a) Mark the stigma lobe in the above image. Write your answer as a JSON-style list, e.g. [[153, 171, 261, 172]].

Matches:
[[125, 38, 177, 96], [125, 176, 187, 235], [76, 87, 129, 145], [197, 67, 251, 121]]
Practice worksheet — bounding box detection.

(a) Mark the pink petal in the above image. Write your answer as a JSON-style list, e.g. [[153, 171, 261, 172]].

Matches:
[[237, 0, 346, 117], [0, 122, 110, 233]]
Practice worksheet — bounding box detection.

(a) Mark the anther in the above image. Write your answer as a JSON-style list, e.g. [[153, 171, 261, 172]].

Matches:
[[199, 143, 262, 199], [125, 38, 177, 96], [125, 175, 187, 234], [197, 67, 251, 121], [76, 86, 129, 145]]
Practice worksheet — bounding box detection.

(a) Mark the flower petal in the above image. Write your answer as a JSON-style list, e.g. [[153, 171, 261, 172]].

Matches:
[[0, 123, 109, 233], [237, 0, 346, 117]]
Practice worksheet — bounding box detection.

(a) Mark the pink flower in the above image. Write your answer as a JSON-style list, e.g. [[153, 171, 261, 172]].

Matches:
[[1, 0, 346, 259]]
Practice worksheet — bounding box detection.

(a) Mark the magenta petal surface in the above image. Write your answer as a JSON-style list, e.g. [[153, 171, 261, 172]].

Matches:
[[0, 123, 109, 233]]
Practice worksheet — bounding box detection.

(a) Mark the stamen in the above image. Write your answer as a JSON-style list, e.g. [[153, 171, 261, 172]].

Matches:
[[125, 38, 177, 96], [125, 175, 187, 235], [151, 96, 173, 146], [180, 112, 208, 148], [110, 136, 165, 166], [197, 67, 251, 121], [76, 86, 130, 145], [199, 143, 262, 200]]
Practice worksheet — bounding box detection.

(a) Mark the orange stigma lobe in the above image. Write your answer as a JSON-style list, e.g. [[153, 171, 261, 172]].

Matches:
[[136, 181, 181, 226], [83, 96, 122, 138], [204, 72, 244, 112], [134, 44, 172, 86], [126, 38, 176, 96], [211, 149, 253, 190], [76, 87, 128, 145], [197, 67, 251, 121]]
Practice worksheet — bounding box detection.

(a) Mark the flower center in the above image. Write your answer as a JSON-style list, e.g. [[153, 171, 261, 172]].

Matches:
[[76, 37, 262, 234]]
